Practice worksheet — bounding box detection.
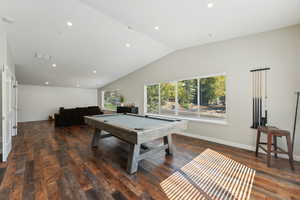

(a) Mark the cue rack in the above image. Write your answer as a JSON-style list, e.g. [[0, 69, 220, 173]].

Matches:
[[250, 67, 270, 129]]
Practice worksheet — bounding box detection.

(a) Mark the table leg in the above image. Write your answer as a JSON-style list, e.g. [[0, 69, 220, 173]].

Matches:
[[127, 144, 141, 174], [273, 136, 278, 158], [267, 134, 272, 167], [256, 130, 261, 157], [164, 134, 173, 155], [91, 128, 102, 148]]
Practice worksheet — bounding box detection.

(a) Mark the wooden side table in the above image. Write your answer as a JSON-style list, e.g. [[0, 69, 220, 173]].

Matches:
[[256, 126, 294, 170]]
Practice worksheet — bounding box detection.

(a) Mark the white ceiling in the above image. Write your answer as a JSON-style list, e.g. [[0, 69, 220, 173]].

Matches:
[[82, 0, 300, 49], [1, 0, 300, 88]]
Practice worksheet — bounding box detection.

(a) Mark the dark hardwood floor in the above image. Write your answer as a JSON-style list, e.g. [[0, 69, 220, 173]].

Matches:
[[0, 121, 299, 200]]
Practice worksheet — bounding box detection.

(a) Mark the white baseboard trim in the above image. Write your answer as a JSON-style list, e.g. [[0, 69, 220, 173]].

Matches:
[[179, 132, 300, 162]]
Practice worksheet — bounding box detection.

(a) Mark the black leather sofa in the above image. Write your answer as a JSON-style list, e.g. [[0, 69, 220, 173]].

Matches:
[[54, 106, 103, 127]]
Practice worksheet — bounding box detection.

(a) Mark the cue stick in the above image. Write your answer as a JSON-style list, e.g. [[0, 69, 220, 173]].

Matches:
[[252, 70, 255, 128], [256, 71, 259, 127], [255, 72, 259, 128], [255, 71, 258, 128], [264, 69, 268, 125], [253, 72, 257, 128], [260, 70, 263, 126], [255, 71, 259, 128], [259, 71, 262, 126], [292, 92, 300, 153]]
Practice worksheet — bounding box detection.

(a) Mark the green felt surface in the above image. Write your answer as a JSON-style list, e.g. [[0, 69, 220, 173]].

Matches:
[[93, 115, 176, 130]]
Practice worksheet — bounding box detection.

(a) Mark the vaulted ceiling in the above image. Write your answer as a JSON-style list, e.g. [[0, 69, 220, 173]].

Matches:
[[1, 0, 300, 88]]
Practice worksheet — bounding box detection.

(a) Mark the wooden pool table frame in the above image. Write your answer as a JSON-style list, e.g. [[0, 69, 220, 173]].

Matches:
[[84, 113, 187, 174]]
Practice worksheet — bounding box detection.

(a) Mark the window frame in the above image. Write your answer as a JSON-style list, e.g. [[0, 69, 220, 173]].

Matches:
[[144, 73, 227, 125], [101, 89, 121, 111]]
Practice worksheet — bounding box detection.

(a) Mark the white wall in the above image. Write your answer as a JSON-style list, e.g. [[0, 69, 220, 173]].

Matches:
[[98, 25, 300, 158], [18, 85, 98, 122], [0, 23, 5, 69]]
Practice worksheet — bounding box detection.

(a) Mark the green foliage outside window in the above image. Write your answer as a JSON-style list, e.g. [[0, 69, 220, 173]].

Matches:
[[178, 79, 198, 111], [160, 83, 176, 106], [147, 85, 159, 114], [146, 75, 226, 119], [200, 76, 225, 106], [160, 82, 176, 115], [104, 90, 121, 110]]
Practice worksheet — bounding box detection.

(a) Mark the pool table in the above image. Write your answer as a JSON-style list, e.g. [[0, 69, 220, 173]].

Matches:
[[84, 113, 187, 174]]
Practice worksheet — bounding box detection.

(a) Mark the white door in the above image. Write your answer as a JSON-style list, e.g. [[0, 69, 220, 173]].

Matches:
[[1, 65, 13, 162]]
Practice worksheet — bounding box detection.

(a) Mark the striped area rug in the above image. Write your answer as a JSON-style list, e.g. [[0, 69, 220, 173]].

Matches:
[[160, 149, 256, 200]]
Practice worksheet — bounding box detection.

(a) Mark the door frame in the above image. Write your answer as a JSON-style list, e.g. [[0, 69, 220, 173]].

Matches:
[[1, 64, 15, 162]]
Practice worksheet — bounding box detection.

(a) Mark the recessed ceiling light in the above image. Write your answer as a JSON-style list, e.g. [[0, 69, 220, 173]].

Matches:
[[125, 43, 131, 48], [92, 70, 97, 74], [45, 81, 49, 85], [52, 64, 57, 67], [154, 26, 160, 30], [67, 21, 73, 27], [207, 2, 214, 8]]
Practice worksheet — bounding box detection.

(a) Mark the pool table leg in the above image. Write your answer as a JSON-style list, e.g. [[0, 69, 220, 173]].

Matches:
[[127, 144, 141, 174], [91, 128, 102, 148], [164, 134, 173, 155]]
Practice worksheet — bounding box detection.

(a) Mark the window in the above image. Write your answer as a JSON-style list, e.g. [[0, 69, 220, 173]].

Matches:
[[103, 90, 121, 110], [147, 85, 159, 114], [178, 79, 198, 117], [199, 76, 226, 119], [160, 82, 176, 115], [145, 75, 226, 120]]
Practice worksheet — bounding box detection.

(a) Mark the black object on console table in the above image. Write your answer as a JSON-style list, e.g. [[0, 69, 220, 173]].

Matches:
[[117, 106, 139, 114]]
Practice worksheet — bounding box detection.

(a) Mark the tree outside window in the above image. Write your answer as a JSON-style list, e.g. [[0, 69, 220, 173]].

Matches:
[[178, 79, 198, 117], [103, 90, 121, 110], [147, 85, 159, 114], [160, 82, 176, 115], [145, 75, 226, 119], [199, 76, 226, 119]]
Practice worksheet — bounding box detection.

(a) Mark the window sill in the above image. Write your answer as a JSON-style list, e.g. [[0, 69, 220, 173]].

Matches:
[[145, 113, 228, 125]]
